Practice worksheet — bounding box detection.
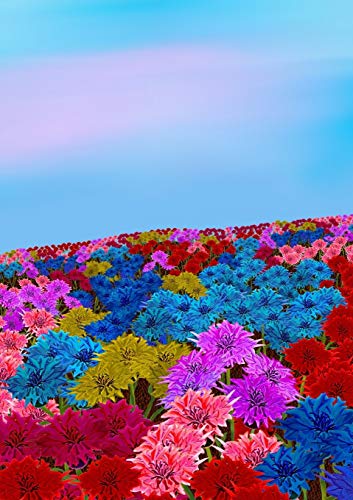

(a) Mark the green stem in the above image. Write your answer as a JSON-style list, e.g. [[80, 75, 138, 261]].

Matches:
[[226, 368, 231, 386], [300, 376, 307, 395], [144, 394, 156, 418], [230, 417, 235, 441], [150, 406, 165, 421], [302, 488, 308, 500], [206, 446, 213, 462], [129, 382, 137, 406], [59, 397, 66, 414], [182, 485, 196, 500], [320, 464, 327, 500]]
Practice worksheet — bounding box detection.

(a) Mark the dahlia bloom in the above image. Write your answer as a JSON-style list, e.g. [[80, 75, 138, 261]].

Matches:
[[162, 388, 233, 439], [193, 320, 261, 368], [222, 429, 282, 467], [243, 353, 299, 402], [131, 445, 198, 497], [0, 412, 42, 463], [22, 308, 57, 336], [134, 421, 206, 459], [0, 456, 67, 500], [37, 407, 106, 468], [221, 374, 288, 428], [190, 456, 261, 500], [79, 455, 140, 500]]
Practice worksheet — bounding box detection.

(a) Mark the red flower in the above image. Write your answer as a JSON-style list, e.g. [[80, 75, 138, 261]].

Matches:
[[0, 456, 67, 500], [332, 338, 353, 364], [305, 363, 353, 406], [283, 338, 331, 375], [190, 457, 261, 500], [234, 482, 289, 499], [319, 279, 335, 288], [323, 308, 353, 343], [79, 455, 139, 500]]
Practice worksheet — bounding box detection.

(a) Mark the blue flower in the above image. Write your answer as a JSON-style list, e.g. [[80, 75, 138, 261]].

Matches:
[[278, 394, 353, 463], [323, 464, 353, 500], [7, 357, 67, 406], [132, 307, 173, 342], [59, 336, 104, 377], [255, 445, 322, 496]]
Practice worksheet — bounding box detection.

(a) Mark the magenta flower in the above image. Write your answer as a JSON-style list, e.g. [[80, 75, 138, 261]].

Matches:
[[37, 407, 106, 468], [221, 374, 288, 428], [193, 320, 261, 368], [46, 279, 72, 299], [0, 412, 42, 463], [243, 353, 299, 402], [87, 400, 151, 458]]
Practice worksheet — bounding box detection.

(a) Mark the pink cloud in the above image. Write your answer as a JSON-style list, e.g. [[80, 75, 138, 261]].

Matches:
[[0, 45, 332, 170]]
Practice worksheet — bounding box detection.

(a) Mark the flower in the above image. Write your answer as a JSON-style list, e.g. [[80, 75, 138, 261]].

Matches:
[[243, 353, 299, 402], [305, 363, 353, 406], [283, 338, 331, 375], [221, 374, 288, 428], [193, 320, 260, 368], [222, 430, 282, 468], [130, 445, 198, 497], [190, 456, 261, 500], [162, 350, 225, 408], [162, 389, 233, 439], [255, 445, 322, 497], [134, 421, 206, 459], [6, 357, 67, 406], [79, 455, 140, 500], [0, 456, 67, 500], [87, 399, 151, 458], [277, 393, 353, 463], [22, 308, 57, 336], [37, 407, 106, 468], [0, 412, 42, 463], [68, 362, 126, 406], [323, 464, 353, 500]]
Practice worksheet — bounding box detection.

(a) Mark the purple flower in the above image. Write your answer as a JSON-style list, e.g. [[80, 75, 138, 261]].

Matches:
[[0, 291, 22, 310], [46, 279, 71, 299], [162, 350, 225, 408], [142, 262, 156, 273], [221, 374, 288, 428], [244, 353, 299, 402], [19, 284, 41, 304], [3, 310, 24, 331], [193, 320, 261, 368]]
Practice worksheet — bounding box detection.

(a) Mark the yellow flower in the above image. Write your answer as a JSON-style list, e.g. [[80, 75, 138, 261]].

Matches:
[[187, 281, 208, 299], [58, 307, 108, 337], [69, 362, 126, 405], [147, 341, 191, 398], [96, 333, 155, 380], [161, 275, 180, 294], [83, 260, 112, 278]]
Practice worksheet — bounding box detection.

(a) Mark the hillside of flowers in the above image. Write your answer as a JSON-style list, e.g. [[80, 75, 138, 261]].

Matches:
[[1, 214, 353, 499]]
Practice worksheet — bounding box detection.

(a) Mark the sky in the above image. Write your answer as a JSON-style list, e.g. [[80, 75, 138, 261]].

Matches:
[[1, 1, 353, 252]]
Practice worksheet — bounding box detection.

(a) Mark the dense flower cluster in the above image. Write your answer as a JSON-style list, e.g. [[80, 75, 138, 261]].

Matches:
[[0, 213, 352, 499]]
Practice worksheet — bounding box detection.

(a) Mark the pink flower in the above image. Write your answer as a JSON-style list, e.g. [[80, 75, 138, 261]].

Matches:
[[134, 422, 206, 459], [22, 308, 56, 336], [283, 252, 301, 266], [222, 429, 282, 467], [130, 445, 198, 497], [303, 247, 318, 259], [0, 389, 17, 422], [0, 330, 27, 352], [312, 239, 327, 251], [162, 389, 233, 439], [35, 275, 50, 289]]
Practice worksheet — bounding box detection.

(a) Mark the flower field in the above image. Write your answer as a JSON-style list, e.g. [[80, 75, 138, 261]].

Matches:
[[1, 214, 353, 499]]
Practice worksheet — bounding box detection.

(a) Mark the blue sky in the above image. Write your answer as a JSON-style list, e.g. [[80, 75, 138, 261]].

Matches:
[[1, 1, 353, 252]]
